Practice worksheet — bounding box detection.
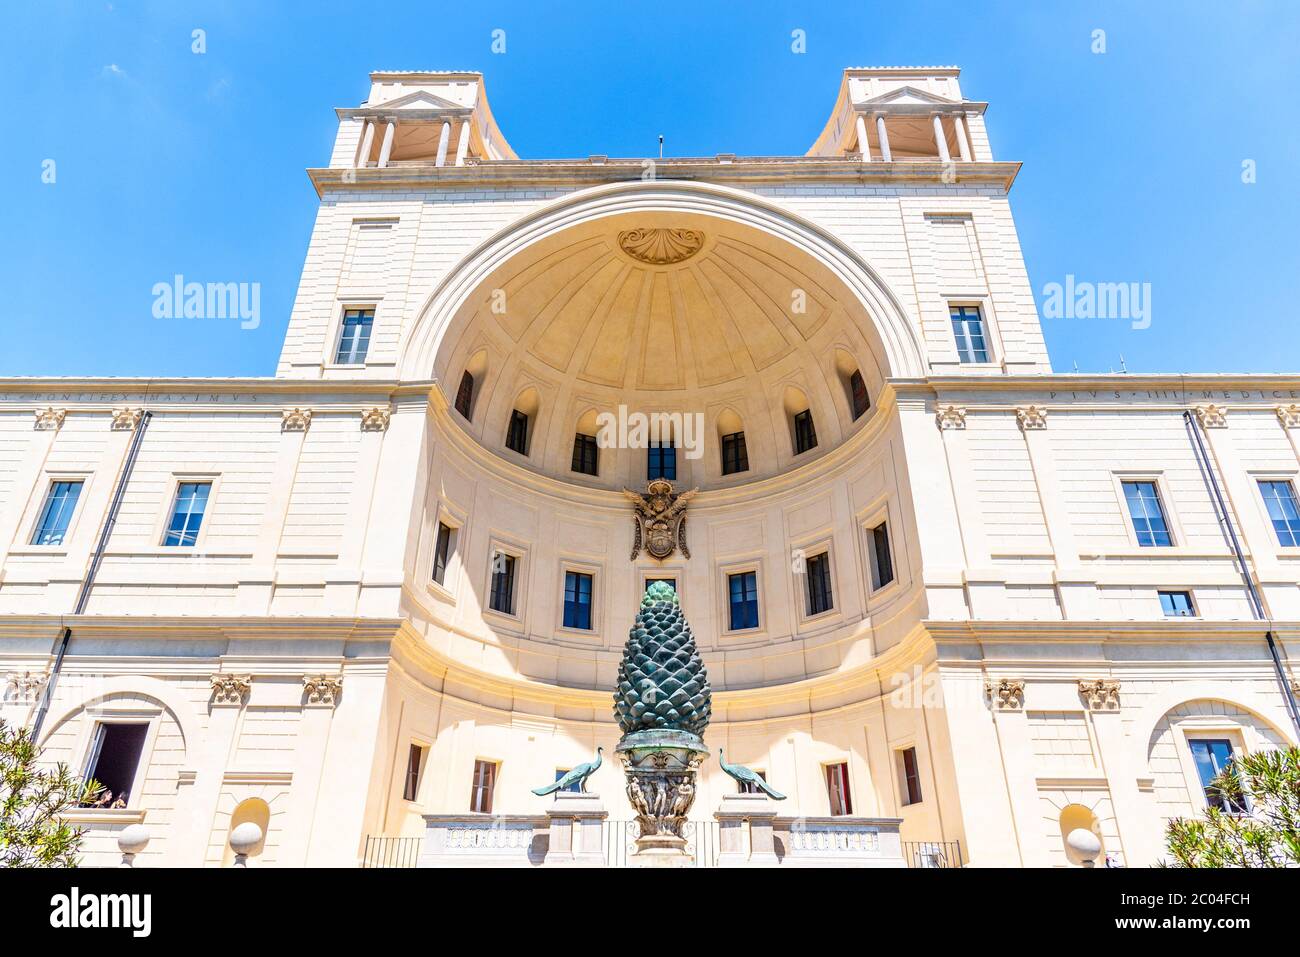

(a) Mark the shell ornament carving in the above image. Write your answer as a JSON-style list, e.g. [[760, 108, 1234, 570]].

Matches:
[[617, 228, 705, 265]]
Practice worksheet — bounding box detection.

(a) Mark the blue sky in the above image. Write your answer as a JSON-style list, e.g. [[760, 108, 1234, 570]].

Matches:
[[1, 0, 1297, 377]]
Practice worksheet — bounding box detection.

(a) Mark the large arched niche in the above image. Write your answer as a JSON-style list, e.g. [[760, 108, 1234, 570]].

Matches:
[[398, 180, 925, 392]]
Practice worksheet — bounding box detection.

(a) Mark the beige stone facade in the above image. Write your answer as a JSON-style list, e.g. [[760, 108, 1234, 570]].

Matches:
[[1, 67, 1297, 867]]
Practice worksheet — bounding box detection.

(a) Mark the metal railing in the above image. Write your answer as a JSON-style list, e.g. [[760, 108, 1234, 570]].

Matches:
[[361, 835, 421, 868], [603, 820, 719, 867], [902, 840, 963, 868]]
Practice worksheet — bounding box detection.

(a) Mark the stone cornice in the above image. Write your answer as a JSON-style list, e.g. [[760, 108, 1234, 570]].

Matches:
[[0, 378, 439, 408], [892, 374, 1300, 402], [308, 158, 1022, 197], [925, 618, 1300, 644]]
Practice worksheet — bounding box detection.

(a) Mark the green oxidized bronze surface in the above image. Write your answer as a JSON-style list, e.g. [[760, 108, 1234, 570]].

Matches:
[[612, 581, 712, 738]]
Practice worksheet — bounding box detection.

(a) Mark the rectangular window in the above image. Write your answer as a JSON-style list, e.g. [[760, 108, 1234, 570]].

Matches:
[[898, 747, 923, 806], [1122, 480, 1172, 547], [1188, 739, 1246, 813], [1159, 590, 1196, 617], [31, 480, 83, 546], [793, 410, 818, 454], [553, 768, 582, 794], [1258, 480, 1300, 547], [162, 481, 211, 547], [506, 410, 530, 455], [647, 442, 676, 480], [571, 433, 599, 475], [81, 723, 148, 808], [335, 308, 374, 365], [454, 370, 475, 419], [949, 304, 989, 363], [826, 762, 852, 816], [850, 370, 870, 419], [403, 744, 426, 802], [469, 759, 497, 814], [869, 521, 895, 590], [489, 552, 517, 615], [805, 551, 834, 616], [727, 571, 759, 631], [432, 522, 454, 586], [563, 570, 593, 630], [721, 431, 749, 475]]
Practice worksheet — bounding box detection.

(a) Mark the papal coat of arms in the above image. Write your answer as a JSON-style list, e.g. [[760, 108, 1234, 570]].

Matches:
[[622, 479, 698, 561]]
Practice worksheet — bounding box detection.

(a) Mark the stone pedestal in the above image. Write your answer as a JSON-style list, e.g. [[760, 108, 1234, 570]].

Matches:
[[543, 792, 607, 866], [617, 729, 709, 866], [715, 792, 779, 866]]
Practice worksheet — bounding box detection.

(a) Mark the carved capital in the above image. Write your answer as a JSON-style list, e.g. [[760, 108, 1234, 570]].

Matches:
[[281, 408, 312, 432], [936, 405, 967, 430], [1276, 404, 1300, 429], [3, 670, 47, 705], [302, 674, 343, 707], [985, 678, 1025, 710], [360, 406, 391, 432], [1194, 404, 1227, 429], [1078, 678, 1121, 711], [210, 673, 251, 706], [110, 407, 143, 431], [33, 407, 66, 432], [1015, 405, 1048, 431]]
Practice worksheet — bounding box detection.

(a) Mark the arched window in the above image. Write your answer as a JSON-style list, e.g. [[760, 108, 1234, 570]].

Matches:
[[835, 350, 870, 420], [716, 409, 748, 475], [784, 387, 817, 455], [506, 388, 539, 456], [571, 409, 599, 476], [455, 351, 488, 421]]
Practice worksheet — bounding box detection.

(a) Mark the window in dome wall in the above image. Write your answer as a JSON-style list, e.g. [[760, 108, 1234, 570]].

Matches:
[[571, 433, 599, 475]]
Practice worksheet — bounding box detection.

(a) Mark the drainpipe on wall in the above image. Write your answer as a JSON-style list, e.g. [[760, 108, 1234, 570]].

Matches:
[[1183, 409, 1300, 739], [29, 410, 153, 741]]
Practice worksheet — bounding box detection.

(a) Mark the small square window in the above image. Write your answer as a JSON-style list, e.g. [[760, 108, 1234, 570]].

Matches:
[[571, 433, 599, 476], [81, 723, 148, 809], [403, 744, 426, 802], [949, 304, 989, 363], [162, 482, 211, 547], [1258, 480, 1300, 547], [737, 769, 768, 795], [648, 442, 676, 480], [1188, 739, 1246, 813], [432, 522, 454, 586], [825, 762, 852, 816], [869, 521, 895, 591], [1159, 590, 1196, 617], [489, 552, 517, 615], [335, 308, 374, 365], [897, 747, 923, 806], [805, 551, 834, 616], [470, 759, 497, 814], [793, 410, 818, 455], [727, 571, 759, 630], [31, 480, 83, 546], [563, 570, 593, 630], [454, 370, 475, 419], [1122, 480, 1172, 547], [506, 410, 530, 455], [849, 370, 870, 420], [721, 431, 749, 475]]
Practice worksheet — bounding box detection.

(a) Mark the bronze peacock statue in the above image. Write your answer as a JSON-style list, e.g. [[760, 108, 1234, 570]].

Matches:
[[719, 748, 786, 799], [531, 747, 602, 796]]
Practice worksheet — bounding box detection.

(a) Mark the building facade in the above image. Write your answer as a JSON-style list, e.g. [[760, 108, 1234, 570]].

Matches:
[[2, 66, 1298, 867]]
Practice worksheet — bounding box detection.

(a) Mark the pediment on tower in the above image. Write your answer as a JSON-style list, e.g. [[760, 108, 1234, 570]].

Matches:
[[370, 89, 466, 112], [858, 85, 957, 107]]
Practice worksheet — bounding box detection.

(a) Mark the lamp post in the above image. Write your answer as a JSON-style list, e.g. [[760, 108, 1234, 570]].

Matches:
[[229, 822, 264, 867]]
